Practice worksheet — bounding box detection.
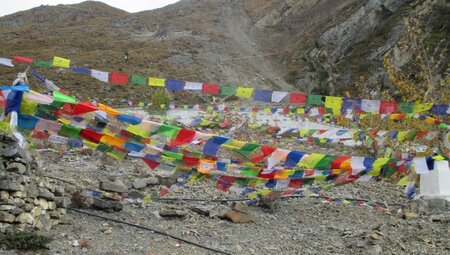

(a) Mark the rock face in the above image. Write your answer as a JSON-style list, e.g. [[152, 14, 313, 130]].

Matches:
[[0, 138, 68, 233]]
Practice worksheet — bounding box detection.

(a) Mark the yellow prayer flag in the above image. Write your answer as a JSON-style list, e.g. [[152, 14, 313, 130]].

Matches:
[[325, 96, 342, 115], [53, 56, 71, 68], [148, 77, 166, 87], [369, 158, 389, 176], [20, 96, 38, 115], [413, 103, 433, 113], [297, 108, 305, 114], [397, 131, 408, 142], [297, 153, 325, 168], [98, 103, 121, 117], [397, 176, 409, 186], [235, 87, 254, 98]]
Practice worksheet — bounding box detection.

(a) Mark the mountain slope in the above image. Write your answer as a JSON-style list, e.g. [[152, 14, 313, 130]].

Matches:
[[0, 0, 448, 104]]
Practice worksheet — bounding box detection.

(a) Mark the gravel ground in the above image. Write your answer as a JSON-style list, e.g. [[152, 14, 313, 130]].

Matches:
[[1, 151, 449, 255]]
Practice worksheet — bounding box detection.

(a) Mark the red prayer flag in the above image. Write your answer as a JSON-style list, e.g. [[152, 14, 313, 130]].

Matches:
[[80, 129, 103, 143], [288, 179, 303, 189], [182, 155, 200, 167], [169, 128, 196, 147], [290, 93, 306, 105], [32, 130, 50, 139], [142, 158, 160, 170], [73, 102, 98, 115], [202, 83, 220, 95], [216, 176, 234, 192], [380, 101, 398, 114], [109, 72, 129, 85], [12, 56, 33, 64]]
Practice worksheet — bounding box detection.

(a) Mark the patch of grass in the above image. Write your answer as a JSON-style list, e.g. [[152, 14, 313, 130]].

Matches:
[[0, 231, 53, 250]]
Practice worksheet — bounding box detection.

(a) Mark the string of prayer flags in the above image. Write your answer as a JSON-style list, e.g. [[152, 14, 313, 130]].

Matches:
[[52, 56, 71, 68]]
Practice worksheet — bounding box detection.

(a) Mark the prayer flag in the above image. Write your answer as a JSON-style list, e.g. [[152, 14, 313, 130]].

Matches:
[[169, 128, 196, 147], [202, 83, 220, 95], [220, 85, 237, 96], [184, 81, 203, 90], [289, 93, 306, 105], [130, 75, 147, 86], [53, 91, 76, 104], [271, 91, 289, 103], [361, 100, 380, 113], [12, 56, 33, 64], [165, 79, 185, 91], [0, 58, 14, 67], [148, 77, 166, 87], [91, 70, 109, 83], [253, 90, 272, 103], [203, 136, 229, 157], [235, 87, 254, 98], [307, 95, 323, 106], [109, 72, 129, 85], [52, 56, 71, 68], [325, 96, 342, 115]]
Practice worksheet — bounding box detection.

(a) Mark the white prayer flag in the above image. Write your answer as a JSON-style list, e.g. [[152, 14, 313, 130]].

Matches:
[[350, 156, 366, 175], [91, 69, 109, 83], [413, 157, 429, 174], [0, 58, 14, 67], [184, 82, 203, 90], [361, 100, 380, 113], [271, 91, 289, 103]]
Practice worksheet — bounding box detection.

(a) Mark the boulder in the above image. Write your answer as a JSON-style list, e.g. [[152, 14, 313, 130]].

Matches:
[[0, 212, 15, 223], [92, 198, 123, 211], [132, 178, 148, 190], [223, 210, 256, 224], [37, 187, 55, 201], [99, 180, 128, 193], [0, 179, 23, 191], [6, 162, 26, 174]]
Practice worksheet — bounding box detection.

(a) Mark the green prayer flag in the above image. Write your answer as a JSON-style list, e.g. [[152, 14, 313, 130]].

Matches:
[[242, 168, 259, 177], [53, 91, 77, 104], [163, 151, 184, 160], [130, 75, 147, 86], [307, 95, 324, 106], [58, 124, 81, 138], [398, 102, 414, 113], [96, 143, 113, 152], [315, 155, 336, 170], [157, 125, 181, 138], [33, 60, 53, 68], [235, 143, 261, 158], [220, 85, 237, 96]]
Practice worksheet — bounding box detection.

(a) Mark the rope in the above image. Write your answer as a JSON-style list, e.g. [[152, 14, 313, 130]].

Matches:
[[67, 208, 231, 255]]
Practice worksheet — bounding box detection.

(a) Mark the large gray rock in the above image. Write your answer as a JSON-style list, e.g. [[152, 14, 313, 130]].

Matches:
[[3, 144, 31, 162], [132, 178, 148, 190], [0, 179, 23, 191], [99, 180, 128, 193], [37, 187, 55, 201], [92, 198, 123, 211]]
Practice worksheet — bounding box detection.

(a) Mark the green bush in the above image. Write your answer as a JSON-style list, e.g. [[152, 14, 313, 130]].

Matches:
[[0, 231, 53, 250]]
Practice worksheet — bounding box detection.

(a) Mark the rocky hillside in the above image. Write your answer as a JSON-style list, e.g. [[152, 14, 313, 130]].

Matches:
[[0, 0, 448, 103]]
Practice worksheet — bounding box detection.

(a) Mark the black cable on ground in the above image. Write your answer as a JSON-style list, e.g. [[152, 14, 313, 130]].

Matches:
[[66, 208, 231, 255]]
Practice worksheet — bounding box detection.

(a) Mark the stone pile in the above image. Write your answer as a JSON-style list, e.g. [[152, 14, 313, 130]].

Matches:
[[0, 141, 70, 233]]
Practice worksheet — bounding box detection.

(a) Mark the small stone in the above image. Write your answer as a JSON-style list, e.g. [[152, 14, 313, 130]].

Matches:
[[402, 210, 419, 220], [11, 191, 26, 198], [232, 202, 250, 214], [102, 192, 121, 201], [0, 212, 15, 223], [54, 186, 64, 196], [72, 240, 79, 247], [132, 178, 148, 189], [357, 240, 367, 248], [430, 214, 448, 222], [16, 213, 34, 224], [11, 207, 23, 216], [37, 187, 55, 201], [26, 185, 39, 198], [191, 204, 215, 216], [101, 227, 113, 235], [223, 210, 256, 224], [0, 205, 15, 211], [56, 208, 66, 215], [50, 211, 61, 219], [127, 189, 145, 199], [0, 179, 22, 191], [59, 215, 73, 225], [148, 211, 162, 220], [31, 207, 43, 218], [48, 201, 57, 210], [22, 203, 34, 212], [159, 209, 188, 218], [156, 175, 177, 187], [13, 198, 25, 207], [209, 205, 230, 218], [37, 198, 49, 210], [0, 191, 9, 200], [367, 244, 383, 255], [147, 177, 159, 186], [5, 162, 26, 174], [99, 180, 128, 193], [54, 197, 71, 208]]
